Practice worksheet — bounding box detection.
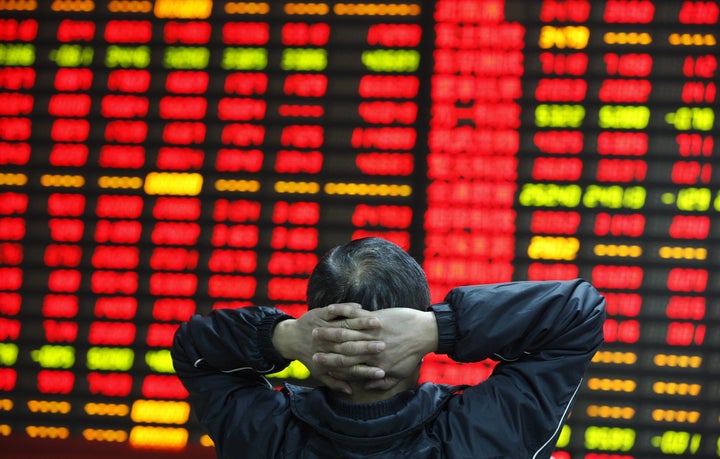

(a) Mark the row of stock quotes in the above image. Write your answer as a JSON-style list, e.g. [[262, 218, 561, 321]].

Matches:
[[0, 0, 719, 457]]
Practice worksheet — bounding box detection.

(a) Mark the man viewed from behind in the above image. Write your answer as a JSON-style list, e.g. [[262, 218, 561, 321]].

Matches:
[[172, 237, 606, 458]]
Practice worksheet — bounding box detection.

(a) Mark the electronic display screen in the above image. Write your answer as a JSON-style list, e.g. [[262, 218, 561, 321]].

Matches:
[[0, 1, 718, 457]]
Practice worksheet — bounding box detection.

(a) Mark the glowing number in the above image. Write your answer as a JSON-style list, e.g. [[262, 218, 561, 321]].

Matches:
[[666, 107, 715, 131], [584, 426, 636, 451], [518, 184, 582, 207], [527, 236, 579, 261], [599, 105, 650, 129], [281, 48, 327, 71], [222, 48, 267, 71], [361, 50, 420, 72], [676, 188, 711, 211], [86, 347, 134, 371], [653, 431, 702, 455], [0, 44, 35, 66], [105, 45, 149, 68], [538, 26, 590, 49], [535, 104, 585, 128]]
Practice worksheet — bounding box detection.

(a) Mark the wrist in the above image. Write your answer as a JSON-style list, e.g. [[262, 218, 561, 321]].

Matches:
[[420, 311, 439, 355], [272, 318, 298, 360]]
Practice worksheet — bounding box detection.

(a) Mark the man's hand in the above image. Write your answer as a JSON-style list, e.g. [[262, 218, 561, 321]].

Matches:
[[313, 308, 439, 391], [272, 303, 386, 394]]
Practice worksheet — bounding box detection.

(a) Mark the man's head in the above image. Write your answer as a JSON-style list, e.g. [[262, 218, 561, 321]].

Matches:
[[307, 237, 430, 312]]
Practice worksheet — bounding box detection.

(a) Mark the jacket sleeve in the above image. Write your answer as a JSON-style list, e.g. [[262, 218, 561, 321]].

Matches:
[[430, 279, 606, 459], [170, 306, 294, 457]]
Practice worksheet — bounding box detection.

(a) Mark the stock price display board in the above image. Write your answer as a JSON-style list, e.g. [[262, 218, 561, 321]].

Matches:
[[0, 0, 718, 458]]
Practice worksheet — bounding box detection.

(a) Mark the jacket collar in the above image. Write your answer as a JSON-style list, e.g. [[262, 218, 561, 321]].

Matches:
[[284, 383, 458, 442]]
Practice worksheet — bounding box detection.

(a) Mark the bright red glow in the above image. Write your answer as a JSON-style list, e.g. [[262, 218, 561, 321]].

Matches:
[[94, 297, 137, 320], [603, 319, 640, 343], [87, 372, 132, 396], [37, 370, 74, 394], [671, 161, 712, 185], [208, 249, 256, 273], [268, 277, 307, 301], [604, 53, 652, 77], [270, 227, 318, 251], [530, 210, 580, 235], [151, 222, 200, 245], [669, 215, 709, 239], [88, 321, 136, 345], [283, 74, 328, 97], [282, 22, 329, 46], [104, 120, 147, 143], [667, 296, 705, 320], [427, 181, 516, 206], [44, 244, 81, 268], [0, 118, 31, 141], [603, 292, 641, 317], [272, 202, 320, 225], [55, 68, 92, 91], [221, 124, 265, 146], [208, 275, 256, 298], [539, 0, 590, 21], [594, 213, 645, 237], [0, 368, 17, 391], [359, 75, 419, 98], [277, 104, 324, 118], [150, 273, 197, 296], [681, 81, 716, 104], [57, 19, 94, 41], [225, 72, 267, 95], [222, 22, 269, 45], [211, 224, 259, 248], [604, 0, 654, 23], [91, 246, 139, 270], [95, 220, 142, 244], [157, 147, 204, 170], [420, 356, 495, 386], [96, 195, 143, 219], [99, 145, 145, 169], [91, 270, 138, 295], [0, 18, 37, 41], [351, 127, 416, 150], [42, 294, 79, 318], [683, 55, 717, 78], [538, 52, 588, 76], [677, 134, 713, 157], [107, 69, 150, 93], [164, 21, 211, 44], [352, 205, 412, 229], [142, 375, 188, 399], [213, 199, 261, 223], [150, 248, 199, 271], [599, 79, 652, 103], [0, 293, 21, 315], [0, 93, 33, 116], [159, 96, 207, 120], [104, 20, 152, 43], [0, 142, 30, 165], [596, 159, 647, 182], [0, 67, 35, 90], [275, 150, 323, 174], [152, 298, 195, 321], [0, 192, 28, 215], [432, 75, 521, 102], [679, 1, 719, 24], [368, 24, 421, 47], [216, 148, 263, 172], [535, 78, 587, 102], [166, 71, 209, 94], [667, 322, 705, 346], [434, 50, 523, 76], [532, 157, 582, 181], [163, 121, 206, 144], [153, 197, 201, 221], [533, 131, 583, 154], [667, 268, 707, 292], [218, 98, 266, 121], [43, 320, 78, 342], [359, 101, 418, 124], [101, 95, 149, 118], [0, 242, 22, 265], [48, 269, 81, 293], [268, 252, 317, 275], [597, 132, 648, 156], [0, 317, 20, 340], [49, 144, 88, 167], [0, 218, 25, 241], [0, 267, 20, 290], [356, 153, 413, 175], [281, 125, 324, 148], [591, 265, 643, 289], [47, 193, 85, 217]]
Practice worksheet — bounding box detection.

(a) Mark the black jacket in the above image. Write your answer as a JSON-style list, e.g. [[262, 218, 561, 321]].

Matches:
[[171, 279, 606, 458]]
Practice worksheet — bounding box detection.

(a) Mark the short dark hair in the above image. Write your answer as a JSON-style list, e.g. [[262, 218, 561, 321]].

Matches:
[[307, 237, 430, 311]]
